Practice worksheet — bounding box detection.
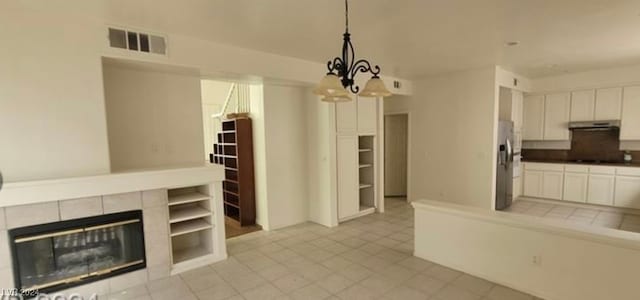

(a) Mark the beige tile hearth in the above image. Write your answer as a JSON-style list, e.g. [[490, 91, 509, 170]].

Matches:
[[98, 197, 541, 300], [5, 201, 59, 229], [59, 196, 103, 220]]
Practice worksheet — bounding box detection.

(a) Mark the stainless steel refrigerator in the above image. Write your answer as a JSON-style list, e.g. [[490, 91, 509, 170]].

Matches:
[[495, 121, 515, 210]]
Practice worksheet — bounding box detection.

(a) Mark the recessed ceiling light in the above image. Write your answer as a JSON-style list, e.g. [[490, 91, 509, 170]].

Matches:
[[505, 41, 520, 47]]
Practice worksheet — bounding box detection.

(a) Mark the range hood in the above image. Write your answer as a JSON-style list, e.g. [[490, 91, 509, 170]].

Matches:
[[568, 120, 620, 130]]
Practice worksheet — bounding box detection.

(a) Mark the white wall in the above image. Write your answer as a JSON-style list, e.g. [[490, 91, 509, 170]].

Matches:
[[261, 84, 310, 229], [407, 67, 498, 209], [0, 7, 110, 182], [250, 84, 310, 230], [0, 3, 412, 183], [103, 60, 204, 171], [414, 200, 640, 300], [306, 94, 337, 227], [532, 63, 640, 93]]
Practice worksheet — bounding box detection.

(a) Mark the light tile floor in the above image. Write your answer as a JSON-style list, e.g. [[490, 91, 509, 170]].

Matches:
[[506, 198, 640, 234], [106, 197, 541, 300]]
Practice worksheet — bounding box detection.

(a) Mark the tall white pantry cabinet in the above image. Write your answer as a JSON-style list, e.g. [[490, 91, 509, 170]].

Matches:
[[335, 96, 382, 221]]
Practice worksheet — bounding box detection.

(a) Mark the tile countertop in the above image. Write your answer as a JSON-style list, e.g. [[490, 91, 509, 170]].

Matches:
[[521, 159, 640, 168]]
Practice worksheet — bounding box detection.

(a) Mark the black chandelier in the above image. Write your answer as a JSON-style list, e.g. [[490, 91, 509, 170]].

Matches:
[[313, 0, 391, 102]]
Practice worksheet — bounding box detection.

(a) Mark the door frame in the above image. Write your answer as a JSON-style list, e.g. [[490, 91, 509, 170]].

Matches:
[[383, 111, 412, 202]]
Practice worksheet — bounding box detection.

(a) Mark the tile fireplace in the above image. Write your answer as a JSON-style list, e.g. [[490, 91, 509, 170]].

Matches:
[[8, 210, 146, 297]]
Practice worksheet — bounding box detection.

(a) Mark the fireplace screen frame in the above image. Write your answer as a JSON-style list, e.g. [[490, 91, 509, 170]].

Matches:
[[9, 210, 147, 296]]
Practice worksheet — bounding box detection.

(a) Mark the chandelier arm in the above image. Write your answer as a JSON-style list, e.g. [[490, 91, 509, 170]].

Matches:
[[350, 59, 375, 78], [327, 57, 344, 74]]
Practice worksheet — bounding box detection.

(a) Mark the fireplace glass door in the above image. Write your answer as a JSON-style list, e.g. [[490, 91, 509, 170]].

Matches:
[[10, 211, 146, 294]]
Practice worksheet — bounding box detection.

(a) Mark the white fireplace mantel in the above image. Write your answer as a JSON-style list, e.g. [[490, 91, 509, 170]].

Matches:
[[0, 165, 225, 207]]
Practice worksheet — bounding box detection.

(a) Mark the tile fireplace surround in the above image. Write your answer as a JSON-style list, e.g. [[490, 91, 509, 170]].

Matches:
[[0, 165, 227, 298]]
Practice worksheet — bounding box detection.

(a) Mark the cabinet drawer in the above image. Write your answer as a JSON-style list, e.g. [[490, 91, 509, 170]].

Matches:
[[616, 167, 640, 177], [589, 166, 616, 175], [565, 165, 589, 173], [524, 163, 564, 172]]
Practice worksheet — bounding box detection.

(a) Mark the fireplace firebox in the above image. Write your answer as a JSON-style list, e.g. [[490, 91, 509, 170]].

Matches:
[[9, 210, 146, 296]]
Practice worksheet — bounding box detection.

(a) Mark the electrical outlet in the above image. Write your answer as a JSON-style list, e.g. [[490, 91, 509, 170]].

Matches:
[[532, 255, 542, 266]]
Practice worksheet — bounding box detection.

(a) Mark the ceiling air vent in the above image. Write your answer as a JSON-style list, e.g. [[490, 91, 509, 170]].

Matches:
[[108, 27, 166, 55]]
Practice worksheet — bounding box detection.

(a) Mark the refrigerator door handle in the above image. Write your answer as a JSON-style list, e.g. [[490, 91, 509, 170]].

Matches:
[[506, 138, 513, 167]]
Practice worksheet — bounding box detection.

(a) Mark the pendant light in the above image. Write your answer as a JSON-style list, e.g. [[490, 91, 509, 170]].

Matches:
[[313, 0, 392, 102]]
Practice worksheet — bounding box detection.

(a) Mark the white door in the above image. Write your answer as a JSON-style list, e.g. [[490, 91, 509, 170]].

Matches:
[[570, 90, 595, 122], [336, 100, 357, 134], [384, 114, 408, 197], [523, 95, 545, 140], [523, 170, 543, 197], [621, 86, 640, 140], [563, 172, 588, 203], [587, 175, 615, 206], [357, 97, 377, 135], [337, 135, 360, 220], [543, 93, 571, 140], [614, 176, 640, 209], [542, 171, 564, 200], [595, 87, 622, 120]]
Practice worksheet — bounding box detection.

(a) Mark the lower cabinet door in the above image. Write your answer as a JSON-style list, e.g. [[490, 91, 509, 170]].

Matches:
[[563, 172, 588, 203], [337, 136, 359, 220], [614, 176, 640, 209], [542, 171, 564, 200], [523, 170, 543, 198], [587, 175, 615, 206]]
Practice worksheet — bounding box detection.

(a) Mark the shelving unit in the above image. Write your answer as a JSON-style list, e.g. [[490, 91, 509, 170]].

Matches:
[[167, 185, 215, 266], [210, 117, 256, 226], [358, 136, 376, 212]]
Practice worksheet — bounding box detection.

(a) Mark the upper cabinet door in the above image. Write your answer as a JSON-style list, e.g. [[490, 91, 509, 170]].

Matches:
[[543, 93, 571, 140], [335, 98, 357, 134], [570, 90, 595, 121], [595, 87, 622, 120], [357, 96, 377, 135], [522, 95, 545, 140], [621, 86, 640, 140]]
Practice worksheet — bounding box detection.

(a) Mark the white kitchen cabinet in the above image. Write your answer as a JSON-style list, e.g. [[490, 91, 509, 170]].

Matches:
[[543, 93, 571, 140], [542, 171, 564, 200], [563, 172, 588, 203], [570, 90, 596, 122], [523, 95, 545, 140], [357, 97, 377, 135], [595, 87, 622, 120], [523, 170, 543, 197], [621, 86, 640, 140], [587, 174, 615, 206], [335, 99, 357, 134], [614, 176, 640, 209], [337, 136, 359, 220]]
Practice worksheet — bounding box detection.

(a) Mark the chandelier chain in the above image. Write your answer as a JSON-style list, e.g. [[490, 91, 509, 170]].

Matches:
[[345, 0, 349, 33]]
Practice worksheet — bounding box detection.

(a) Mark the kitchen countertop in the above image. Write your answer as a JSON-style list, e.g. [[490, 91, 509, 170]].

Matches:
[[522, 159, 640, 168]]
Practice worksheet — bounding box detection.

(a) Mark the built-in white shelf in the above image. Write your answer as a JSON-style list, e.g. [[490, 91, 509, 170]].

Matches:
[[169, 206, 211, 224], [168, 192, 210, 206], [172, 244, 212, 264], [359, 184, 373, 189], [170, 218, 212, 237], [359, 149, 372, 152], [359, 164, 373, 168]]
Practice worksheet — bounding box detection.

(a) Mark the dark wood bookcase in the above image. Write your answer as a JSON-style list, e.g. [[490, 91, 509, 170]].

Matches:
[[210, 117, 256, 226]]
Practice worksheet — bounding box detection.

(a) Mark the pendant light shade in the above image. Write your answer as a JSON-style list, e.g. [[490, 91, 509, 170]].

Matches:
[[321, 94, 353, 103], [313, 74, 350, 98], [359, 76, 392, 97]]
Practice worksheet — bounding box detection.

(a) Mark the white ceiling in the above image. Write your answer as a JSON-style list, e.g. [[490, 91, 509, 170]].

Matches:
[[98, 0, 640, 79]]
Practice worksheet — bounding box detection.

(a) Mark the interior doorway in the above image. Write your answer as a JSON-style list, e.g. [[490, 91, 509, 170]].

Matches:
[[384, 113, 409, 198]]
